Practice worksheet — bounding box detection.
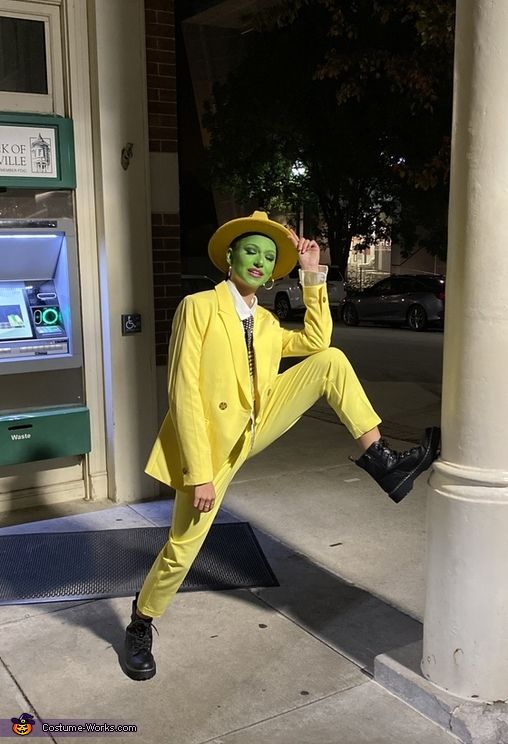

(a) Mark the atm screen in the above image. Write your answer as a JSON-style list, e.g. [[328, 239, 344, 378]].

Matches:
[[0, 221, 83, 373], [0, 285, 33, 341]]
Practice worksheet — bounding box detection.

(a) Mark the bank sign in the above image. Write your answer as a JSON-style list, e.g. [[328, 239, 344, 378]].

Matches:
[[0, 125, 57, 178], [0, 114, 76, 189]]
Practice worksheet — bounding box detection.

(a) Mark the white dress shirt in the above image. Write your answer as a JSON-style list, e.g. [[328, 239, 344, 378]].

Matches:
[[225, 268, 327, 443]]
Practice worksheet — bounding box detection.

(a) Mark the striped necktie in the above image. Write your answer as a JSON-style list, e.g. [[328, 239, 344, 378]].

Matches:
[[242, 316, 255, 378]]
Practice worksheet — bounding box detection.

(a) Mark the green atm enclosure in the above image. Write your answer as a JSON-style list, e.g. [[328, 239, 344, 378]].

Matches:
[[0, 116, 90, 466], [0, 219, 90, 465]]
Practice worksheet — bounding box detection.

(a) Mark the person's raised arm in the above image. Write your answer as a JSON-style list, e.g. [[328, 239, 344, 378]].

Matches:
[[280, 229, 333, 356]]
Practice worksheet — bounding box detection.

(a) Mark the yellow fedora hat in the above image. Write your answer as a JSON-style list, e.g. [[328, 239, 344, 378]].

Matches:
[[208, 211, 298, 280]]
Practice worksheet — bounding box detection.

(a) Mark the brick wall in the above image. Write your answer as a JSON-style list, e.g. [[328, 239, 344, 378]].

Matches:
[[145, 0, 177, 153], [145, 0, 181, 365], [151, 212, 182, 365]]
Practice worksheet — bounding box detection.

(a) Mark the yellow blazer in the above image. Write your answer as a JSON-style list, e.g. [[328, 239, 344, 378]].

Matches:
[[145, 280, 332, 489]]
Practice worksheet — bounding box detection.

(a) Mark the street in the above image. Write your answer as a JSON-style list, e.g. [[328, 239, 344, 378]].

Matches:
[[280, 320, 444, 441], [330, 323, 443, 386], [282, 319, 443, 386]]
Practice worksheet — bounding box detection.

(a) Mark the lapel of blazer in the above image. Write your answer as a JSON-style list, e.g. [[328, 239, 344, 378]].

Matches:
[[215, 281, 252, 406], [253, 307, 278, 396]]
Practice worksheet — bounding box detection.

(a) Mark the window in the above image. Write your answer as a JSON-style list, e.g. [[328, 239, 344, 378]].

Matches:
[[0, 2, 64, 114], [0, 16, 47, 94], [417, 276, 445, 292], [369, 278, 392, 295], [393, 276, 419, 293]]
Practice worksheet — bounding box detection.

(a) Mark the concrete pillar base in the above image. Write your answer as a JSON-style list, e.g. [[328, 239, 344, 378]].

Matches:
[[422, 463, 508, 700], [375, 641, 508, 744]]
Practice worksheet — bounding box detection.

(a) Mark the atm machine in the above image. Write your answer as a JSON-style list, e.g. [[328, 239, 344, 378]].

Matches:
[[0, 116, 90, 467]]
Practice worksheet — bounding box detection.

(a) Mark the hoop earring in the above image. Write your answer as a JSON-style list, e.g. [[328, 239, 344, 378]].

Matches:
[[263, 277, 275, 291], [227, 266, 231, 279]]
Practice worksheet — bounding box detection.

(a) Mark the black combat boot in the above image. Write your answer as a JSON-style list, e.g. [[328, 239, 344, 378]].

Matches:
[[124, 595, 157, 681], [354, 426, 441, 503]]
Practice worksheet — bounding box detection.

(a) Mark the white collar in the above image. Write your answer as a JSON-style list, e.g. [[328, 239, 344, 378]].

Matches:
[[226, 279, 258, 320]]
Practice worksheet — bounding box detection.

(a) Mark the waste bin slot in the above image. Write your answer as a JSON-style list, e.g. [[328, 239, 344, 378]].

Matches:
[[8, 424, 33, 431]]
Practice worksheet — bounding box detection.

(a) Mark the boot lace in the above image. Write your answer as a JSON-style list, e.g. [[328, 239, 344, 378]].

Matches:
[[129, 620, 158, 654], [378, 438, 419, 459]]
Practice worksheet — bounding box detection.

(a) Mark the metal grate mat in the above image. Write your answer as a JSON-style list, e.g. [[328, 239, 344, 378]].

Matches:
[[0, 522, 279, 604]]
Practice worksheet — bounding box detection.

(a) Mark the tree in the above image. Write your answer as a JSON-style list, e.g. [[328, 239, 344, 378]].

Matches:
[[204, 0, 454, 274]]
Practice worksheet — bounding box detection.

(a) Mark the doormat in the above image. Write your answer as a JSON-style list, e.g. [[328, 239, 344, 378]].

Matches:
[[0, 522, 279, 604]]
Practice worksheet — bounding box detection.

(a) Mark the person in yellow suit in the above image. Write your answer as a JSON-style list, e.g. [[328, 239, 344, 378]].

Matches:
[[123, 212, 440, 680]]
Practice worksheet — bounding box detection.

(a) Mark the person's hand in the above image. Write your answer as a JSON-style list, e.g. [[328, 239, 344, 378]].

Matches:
[[288, 228, 320, 272], [193, 482, 216, 513]]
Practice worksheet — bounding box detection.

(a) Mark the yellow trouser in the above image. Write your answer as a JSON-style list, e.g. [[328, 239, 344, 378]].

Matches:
[[137, 348, 381, 617]]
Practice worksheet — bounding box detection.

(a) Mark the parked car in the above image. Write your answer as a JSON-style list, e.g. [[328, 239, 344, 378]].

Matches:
[[181, 274, 216, 295], [341, 274, 445, 331], [257, 265, 346, 320]]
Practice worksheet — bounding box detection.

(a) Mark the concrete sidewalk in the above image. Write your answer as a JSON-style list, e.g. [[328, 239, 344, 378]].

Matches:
[[0, 382, 457, 744]]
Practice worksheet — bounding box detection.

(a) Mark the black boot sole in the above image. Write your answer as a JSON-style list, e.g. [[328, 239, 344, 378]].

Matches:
[[123, 661, 156, 681], [388, 426, 441, 503]]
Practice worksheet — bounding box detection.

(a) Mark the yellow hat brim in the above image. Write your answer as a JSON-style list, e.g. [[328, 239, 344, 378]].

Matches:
[[208, 211, 298, 280]]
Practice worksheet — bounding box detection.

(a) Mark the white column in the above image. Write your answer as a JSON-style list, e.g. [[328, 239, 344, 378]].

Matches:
[[422, 0, 508, 700], [88, 0, 158, 502]]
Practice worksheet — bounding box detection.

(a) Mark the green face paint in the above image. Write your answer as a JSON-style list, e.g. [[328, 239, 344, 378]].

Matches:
[[229, 234, 277, 291]]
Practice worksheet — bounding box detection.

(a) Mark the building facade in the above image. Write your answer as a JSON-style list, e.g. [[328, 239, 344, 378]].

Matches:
[[0, 0, 180, 511]]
